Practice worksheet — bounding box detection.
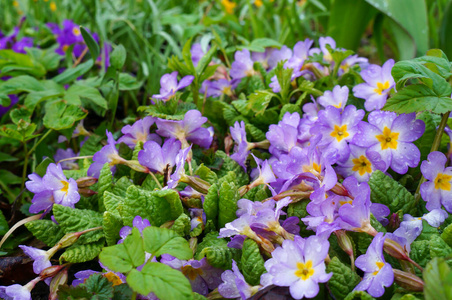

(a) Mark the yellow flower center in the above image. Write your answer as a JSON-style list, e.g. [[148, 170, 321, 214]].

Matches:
[[352, 155, 372, 176], [330, 124, 349, 142], [181, 265, 204, 281], [333, 102, 342, 109], [376, 127, 399, 150], [294, 260, 314, 280], [60, 180, 69, 195], [372, 261, 385, 275], [72, 27, 81, 36], [339, 199, 353, 206], [374, 81, 390, 96], [62, 44, 70, 52], [255, 0, 263, 7], [221, 0, 236, 14], [50, 2, 57, 11], [104, 272, 122, 286], [222, 86, 232, 96], [434, 173, 452, 191]]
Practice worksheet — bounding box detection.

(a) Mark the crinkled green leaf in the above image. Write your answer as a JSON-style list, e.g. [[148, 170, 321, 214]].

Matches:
[[247, 90, 275, 115], [204, 183, 219, 226], [25, 219, 64, 247], [60, 239, 105, 263], [103, 211, 123, 246], [103, 191, 123, 215], [215, 151, 249, 186], [368, 170, 417, 215], [58, 273, 114, 300], [411, 234, 452, 268], [441, 222, 452, 248], [280, 104, 302, 120], [112, 176, 133, 197], [196, 232, 241, 270], [142, 227, 192, 259], [172, 213, 191, 237], [241, 239, 266, 285], [112, 284, 133, 300], [127, 262, 193, 300], [194, 164, 218, 185], [424, 257, 452, 300], [327, 257, 361, 299], [344, 290, 376, 300], [98, 163, 114, 212], [245, 122, 266, 141], [99, 227, 145, 273], [120, 186, 183, 227], [218, 181, 239, 229]]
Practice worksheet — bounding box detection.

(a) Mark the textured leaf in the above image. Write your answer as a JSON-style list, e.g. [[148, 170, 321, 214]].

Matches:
[[368, 171, 417, 215], [60, 239, 105, 263], [98, 163, 114, 211], [172, 213, 191, 237], [194, 164, 218, 185], [241, 239, 266, 286], [218, 181, 240, 229], [127, 262, 193, 300], [247, 90, 275, 115], [279, 104, 302, 120], [52, 204, 104, 244], [99, 228, 145, 273], [441, 223, 452, 248], [196, 232, 241, 270], [410, 235, 452, 268], [43, 101, 88, 130], [215, 151, 249, 186], [245, 123, 266, 141], [327, 257, 361, 299], [344, 290, 376, 300], [142, 227, 192, 260], [112, 176, 133, 197], [103, 211, 123, 246], [103, 191, 123, 215], [79, 135, 103, 156], [120, 186, 183, 227], [203, 183, 219, 226], [25, 219, 64, 247], [424, 257, 452, 300]]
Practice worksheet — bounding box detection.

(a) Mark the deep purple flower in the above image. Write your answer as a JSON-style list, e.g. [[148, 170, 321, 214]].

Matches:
[[264, 235, 332, 299], [48, 20, 85, 56], [311, 105, 365, 162], [161, 255, 223, 295], [151, 71, 194, 102], [201, 79, 239, 98], [420, 151, 452, 212], [156, 110, 213, 148], [0, 27, 19, 50], [11, 37, 33, 53], [230, 49, 255, 79], [317, 85, 349, 110], [353, 59, 395, 111], [0, 95, 19, 117], [118, 116, 161, 149], [87, 130, 123, 178], [218, 260, 259, 299], [138, 138, 181, 174], [354, 233, 394, 297], [54, 148, 77, 170], [353, 111, 425, 174]]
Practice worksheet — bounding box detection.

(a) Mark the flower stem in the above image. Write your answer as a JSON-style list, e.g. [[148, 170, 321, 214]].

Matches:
[[149, 172, 163, 190], [414, 111, 450, 206], [27, 129, 53, 156]]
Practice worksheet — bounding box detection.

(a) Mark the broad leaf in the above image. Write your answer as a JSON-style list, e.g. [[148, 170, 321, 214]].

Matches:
[[142, 227, 192, 260]]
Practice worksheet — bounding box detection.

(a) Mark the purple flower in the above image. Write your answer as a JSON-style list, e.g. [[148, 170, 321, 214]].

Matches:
[[336, 144, 386, 182], [266, 112, 301, 157], [0, 95, 19, 117], [230, 121, 251, 169], [156, 110, 213, 148], [138, 138, 181, 174], [317, 36, 336, 64], [317, 85, 349, 110], [11, 37, 33, 53], [19, 245, 52, 275], [353, 59, 395, 111], [119, 216, 152, 243], [161, 255, 223, 295], [118, 116, 161, 149], [0, 27, 19, 50], [191, 43, 208, 67], [201, 79, 239, 98], [230, 49, 255, 79], [339, 54, 368, 76], [189, 208, 206, 231], [252, 46, 292, 70], [87, 130, 123, 178], [285, 39, 313, 73], [218, 260, 259, 299], [354, 233, 394, 298], [420, 151, 452, 212], [311, 105, 365, 162], [337, 182, 372, 233], [264, 235, 332, 299], [0, 277, 41, 300], [54, 148, 77, 170], [48, 20, 85, 56], [353, 111, 425, 174], [167, 146, 192, 189], [152, 71, 194, 102]]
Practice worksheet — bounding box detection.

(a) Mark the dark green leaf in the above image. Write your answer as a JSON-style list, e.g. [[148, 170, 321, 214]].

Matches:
[[327, 257, 361, 299], [25, 219, 64, 247], [241, 239, 266, 285], [80, 27, 100, 63], [60, 239, 105, 263]]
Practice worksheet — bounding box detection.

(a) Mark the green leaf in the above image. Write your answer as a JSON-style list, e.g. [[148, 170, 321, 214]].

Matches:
[[118, 73, 142, 91], [25, 219, 64, 247], [60, 239, 105, 263], [83, 273, 114, 300], [98, 163, 114, 211], [218, 181, 240, 229], [65, 84, 108, 112], [204, 183, 219, 226], [410, 235, 452, 268], [110, 44, 127, 70], [0, 211, 8, 236], [103, 191, 123, 215], [10, 107, 31, 125], [99, 227, 145, 273], [80, 27, 100, 63], [35, 157, 54, 177], [424, 257, 452, 300], [441, 223, 452, 248], [43, 101, 88, 130], [344, 290, 376, 300], [215, 151, 249, 186], [241, 239, 266, 286], [171, 213, 191, 237], [440, 1, 452, 59], [368, 170, 417, 215], [103, 212, 123, 246], [120, 186, 183, 227], [53, 204, 104, 244], [246, 90, 275, 116], [112, 176, 133, 198], [244, 38, 282, 53], [127, 262, 193, 300], [0, 50, 46, 77], [327, 257, 361, 299], [196, 232, 241, 270], [52, 60, 94, 84], [194, 164, 218, 185], [112, 284, 133, 300], [142, 227, 192, 259]]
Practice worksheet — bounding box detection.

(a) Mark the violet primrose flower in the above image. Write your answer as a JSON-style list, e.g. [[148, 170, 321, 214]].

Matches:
[[420, 151, 452, 212], [119, 216, 152, 243], [317, 85, 349, 110], [19, 245, 52, 275], [87, 130, 122, 178], [353, 59, 395, 111], [167, 145, 192, 189], [0, 277, 41, 300], [230, 49, 256, 79], [117, 116, 162, 149], [218, 260, 259, 299], [54, 148, 77, 170], [354, 232, 394, 297], [264, 235, 332, 299], [201, 79, 239, 98], [138, 138, 181, 174], [151, 71, 194, 102]]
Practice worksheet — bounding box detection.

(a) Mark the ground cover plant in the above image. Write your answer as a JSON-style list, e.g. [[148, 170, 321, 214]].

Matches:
[[1, 1, 452, 300]]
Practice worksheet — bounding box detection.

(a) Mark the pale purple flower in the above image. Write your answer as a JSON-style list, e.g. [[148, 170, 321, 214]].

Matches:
[[119, 216, 152, 243], [339, 54, 368, 76], [354, 233, 394, 298], [156, 110, 213, 148], [230, 121, 251, 169], [189, 208, 206, 231], [251, 46, 292, 70], [191, 43, 207, 67], [264, 235, 332, 299], [118, 116, 161, 149], [266, 112, 301, 157], [218, 260, 259, 299], [152, 71, 194, 102], [54, 148, 77, 170], [353, 111, 425, 174], [138, 138, 181, 173], [317, 85, 349, 110], [167, 146, 192, 189], [87, 130, 122, 178], [311, 105, 365, 162], [420, 151, 452, 212], [353, 59, 395, 111], [230, 49, 255, 79], [201, 79, 239, 97], [250, 155, 276, 187], [19, 245, 52, 275], [337, 183, 372, 233], [0, 277, 41, 300], [285, 39, 313, 73], [161, 255, 223, 295]]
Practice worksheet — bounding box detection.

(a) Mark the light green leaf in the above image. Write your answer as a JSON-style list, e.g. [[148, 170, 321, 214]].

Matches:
[[171, 213, 191, 237], [241, 239, 266, 286], [218, 181, 239, 229], [110, 44, 127, 70], [25, 219, 64, 247], [327, 257, 361, 299], [52, 60, 94, 84], [247, 90, 275, 116], [424, 257, 452, 300], [66, 84, 108, 111], [103, 211, 123, 246], [204, 184, 219, 226], [142, 227, 192, 259], [127, 262, 193, 300], [244, 38, 282, 53], [60, 239, 105, 263], [43, 101, 88, 130], [194, 164, 218, 185]]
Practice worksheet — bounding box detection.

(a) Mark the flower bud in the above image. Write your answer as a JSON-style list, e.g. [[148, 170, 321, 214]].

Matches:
[[330, 183, 351, 197], [383, 237, 409, 261], [180, 175, 211, 194], [393, 269, 424, 292], [123, 159, 149, 173], [224, 135, 233, 155], [335, 230, 355, 270], [40, 265, 67, 279], [76, 176, 98, 188], [49, 267, 68, 300], [78, 188, 97, 197]]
